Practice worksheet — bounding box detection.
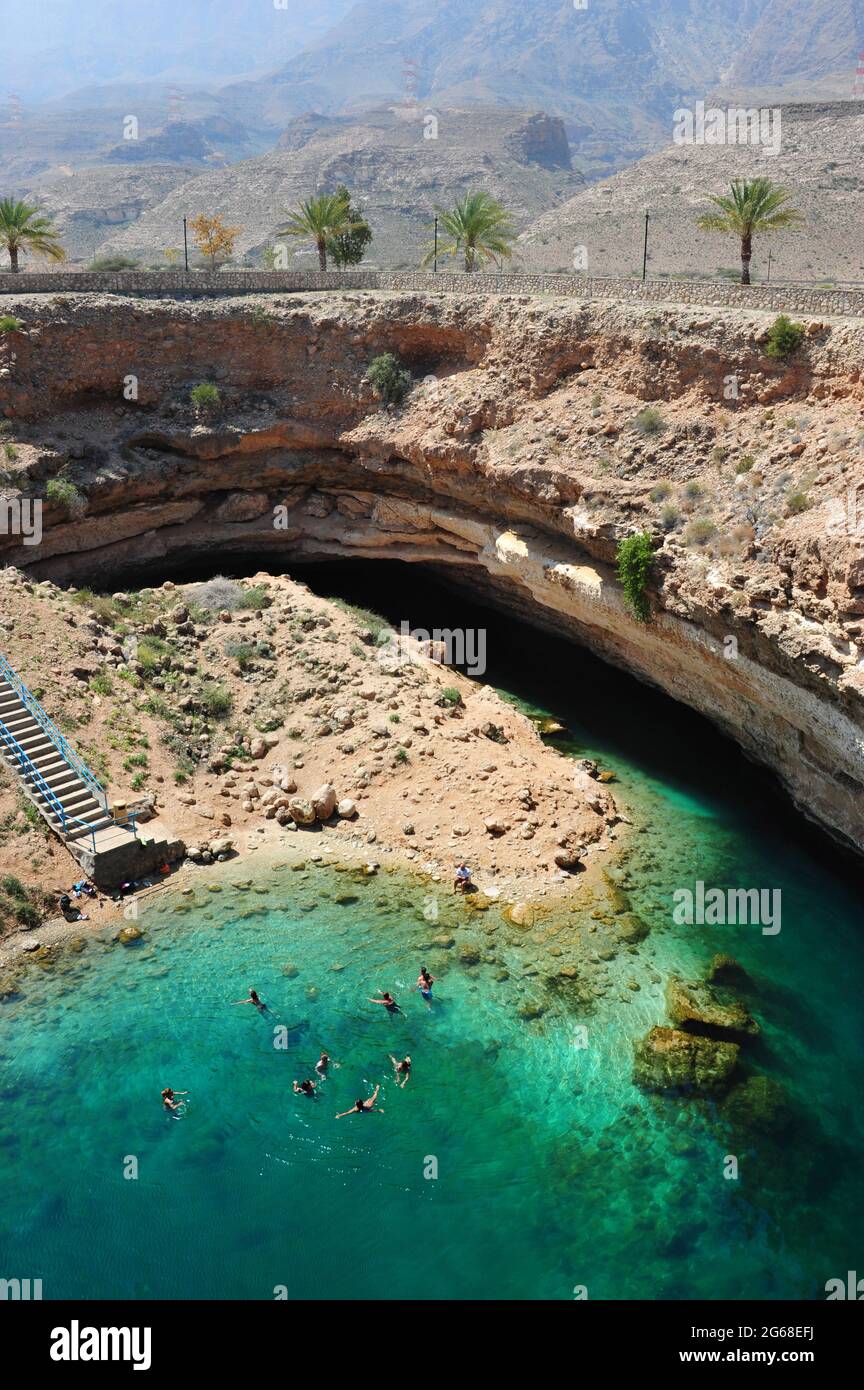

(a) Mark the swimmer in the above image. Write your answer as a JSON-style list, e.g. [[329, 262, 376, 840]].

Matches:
[[161, 1087, 188, 1114], [315, 1050, 338, 1079], [369, 990, 402, 1014], [390, 1054, 412, 1088], [336, 1085, 383, 1118], [232, 988, 266, 1011], [417, 966, 435, 1001], [293, 1079, 317, 1099]]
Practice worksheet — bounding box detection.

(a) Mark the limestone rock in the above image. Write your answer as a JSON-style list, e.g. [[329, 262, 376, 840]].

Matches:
[[665, 976, 759, 1040], [633, 1026, 739, 1094]]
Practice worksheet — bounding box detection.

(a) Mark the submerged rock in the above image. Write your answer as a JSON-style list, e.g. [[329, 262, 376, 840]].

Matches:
[[721, 1074, 794, 1134], [665, 976, 759, 1040], [707, 954, 750, 984], [633, 1026, 739, 1095], [117, 925, 144, 945]]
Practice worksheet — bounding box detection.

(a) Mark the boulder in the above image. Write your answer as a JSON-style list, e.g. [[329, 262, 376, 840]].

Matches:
[[665, 976, 759, 1040], [337, 798, 357, 818], [209, 837, 234, 856], [458, 943, 481, 965], [721, 1074, 793, 1134], [633, 1026, 739, 1094], [311, 783, 337, 820], [288, 797, 317, 826], [117, 925, 143, 944]]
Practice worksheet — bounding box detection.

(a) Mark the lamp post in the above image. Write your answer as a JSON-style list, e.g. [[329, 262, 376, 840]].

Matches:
[[433, 216, 438, 273], [641, 212, 649, 282], [766, 250, 773, 284], [183, 216, 189, 273]]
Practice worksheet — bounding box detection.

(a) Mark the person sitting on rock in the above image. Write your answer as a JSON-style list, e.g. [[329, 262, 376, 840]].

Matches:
[[453, 862, 472, 893]]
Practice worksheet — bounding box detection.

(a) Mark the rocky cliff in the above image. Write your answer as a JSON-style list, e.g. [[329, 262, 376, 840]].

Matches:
[[1, 288, 863, 852]]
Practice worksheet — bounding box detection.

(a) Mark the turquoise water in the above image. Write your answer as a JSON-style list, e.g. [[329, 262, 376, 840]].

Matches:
[[1, 566, 863, 1300]]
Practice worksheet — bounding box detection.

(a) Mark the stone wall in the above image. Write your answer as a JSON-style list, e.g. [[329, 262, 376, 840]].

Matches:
[[1, 269, 863, 317]]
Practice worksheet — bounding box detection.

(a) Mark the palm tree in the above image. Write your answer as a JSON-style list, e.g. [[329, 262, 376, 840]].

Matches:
[[279, 192, 352, 271], [696, 178, 803, 285], [0, 198, 66, 273], [422, 191, 516, 273]]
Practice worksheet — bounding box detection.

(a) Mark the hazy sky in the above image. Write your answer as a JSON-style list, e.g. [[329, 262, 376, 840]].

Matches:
[[3, 0, 355, 102]]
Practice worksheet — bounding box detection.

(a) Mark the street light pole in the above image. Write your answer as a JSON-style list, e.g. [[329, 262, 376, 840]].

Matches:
[[183, 217, 189, 272], [642, 212, 649, 282], [433, 216, 438, 273], [766, 250, 773, 284]]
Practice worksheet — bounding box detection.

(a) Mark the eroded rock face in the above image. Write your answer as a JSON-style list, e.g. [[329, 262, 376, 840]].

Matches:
[[665, 976, 760, 1041], [2, 289, 863, 851], [633, 1026, 739, 1095]]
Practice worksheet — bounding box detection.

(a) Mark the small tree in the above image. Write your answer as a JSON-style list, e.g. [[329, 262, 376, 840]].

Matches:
[[189, 214, 241, 269], [279, 192, 352, 271], [0, 198, 66, 273], [696, 179, 803, 285], [616, 531, 654, 622], [422, 191, 516, 273], [325, 186, 372, 268]]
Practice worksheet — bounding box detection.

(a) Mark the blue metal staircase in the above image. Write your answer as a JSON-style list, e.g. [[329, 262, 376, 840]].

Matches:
[[0, 653, 139, 860]]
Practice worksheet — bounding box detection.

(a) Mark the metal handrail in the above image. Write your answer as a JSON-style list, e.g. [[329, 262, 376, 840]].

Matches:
[[0, 653, 108, 809], [0, 716, 100, 853]]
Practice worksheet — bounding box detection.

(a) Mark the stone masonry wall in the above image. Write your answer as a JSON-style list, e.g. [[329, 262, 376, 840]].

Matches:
[[1, 269, 863, 318]]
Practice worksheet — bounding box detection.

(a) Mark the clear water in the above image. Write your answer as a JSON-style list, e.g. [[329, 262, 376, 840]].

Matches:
[[1, 564, 862, 1300]]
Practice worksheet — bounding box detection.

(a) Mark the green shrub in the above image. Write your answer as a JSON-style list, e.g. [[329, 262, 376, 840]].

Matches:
[[394, 746, 409, 764], [786, 490, 811, 515], [616, 531, 654, 621], [89, 673, 113, 695], [331, 598, 392, 641], [765, 315, 804, 359], [199, 683, 233, 718], [633, 406, 665, 436], [684, 518, 717, 546], [46, 477, 86, 516], [735, 455, 755, 474], [660, 504, 679, 530], [649, 482, 672, 502], [236, 584, 271, 611], [190, 382, 221, 410], [365, 353, 412, 406], [3, 442, 16, 460], [439, 687, 463, 708], [0, 315, 23, 334], [683, 480, 704, 500], [88, 256, 140, 271]]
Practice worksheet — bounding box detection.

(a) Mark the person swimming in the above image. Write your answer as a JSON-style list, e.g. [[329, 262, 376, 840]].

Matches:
[[417, 967, 435, 1001], [369, 990, 402, 1014], [293, 1079, 317, 1099], [336, 1084, 383, 1118], [315, 1050, 338, 1079], [390, 1055, 412, 1088], [232, 988, 266, 1011], [161, 1087, 188, 1114]]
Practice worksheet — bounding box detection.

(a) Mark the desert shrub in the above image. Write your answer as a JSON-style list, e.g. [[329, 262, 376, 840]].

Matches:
[[786, 490, 811, 515], [683, 480, 705, 500], [765, 315, 804, 359], [684, 518, 717, 546], [735, 455, 755, 474], [439, 687, 463, 708], [46, 477, 86, 516], [188, 576, 244, 612], [660, 504, 680, 530], [650, 482, 672, 502], [88, 256, 139, 271], [199, 683, 233, 718], [616, 531, 654, 621], [236, 584, 271, 611], [190, 382, 221, 410], [0, 315, 23, 334], [365, 353, 412, 406], [633, 406, 665, 436], [89, 673, 113, 695], [331, 598, 392, 640], [225, 640, 256, 670], [394, 746, 409, 764]]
